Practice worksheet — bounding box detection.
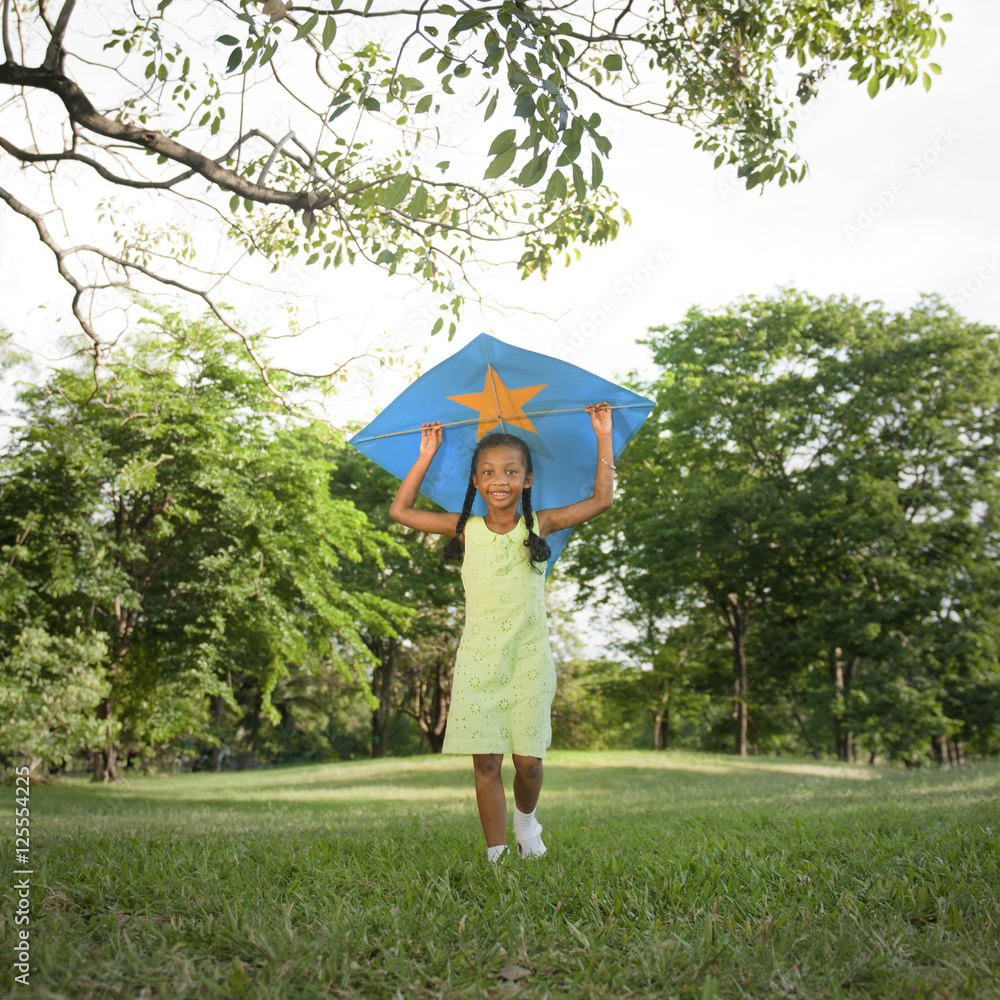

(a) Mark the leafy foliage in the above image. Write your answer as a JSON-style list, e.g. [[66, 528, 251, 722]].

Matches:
[[0, 1, 949, 363], [571, 291, 1000, 761], [0, 315, 400, 776]]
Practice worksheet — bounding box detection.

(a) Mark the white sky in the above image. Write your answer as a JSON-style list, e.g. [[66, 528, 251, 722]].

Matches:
[[3, 0, 998, 427]]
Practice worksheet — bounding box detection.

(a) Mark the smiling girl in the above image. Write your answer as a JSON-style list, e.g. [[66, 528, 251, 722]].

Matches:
[[389, 403, 614, 862]]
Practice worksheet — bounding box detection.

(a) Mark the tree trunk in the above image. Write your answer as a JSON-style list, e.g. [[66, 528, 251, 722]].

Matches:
[[829, 650, 858, 761], [417, 655, 451, 754], [727, 599, 748, 758], [91, 696, 118, 781], [370, 636, 396, 758], [931, 735, 947, 766]]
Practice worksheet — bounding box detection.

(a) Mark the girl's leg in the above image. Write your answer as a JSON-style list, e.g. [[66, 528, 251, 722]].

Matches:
[[511, 755, 546, 856], [511, 754, 543, 813], [472, 753, 507, 847]]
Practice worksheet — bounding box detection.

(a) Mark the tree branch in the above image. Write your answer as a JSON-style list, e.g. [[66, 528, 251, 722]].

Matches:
[[2, 0, 13, 64], [0, 183, 102, 354], [0, 63, 315, 211], [42, 0, 76, 71]]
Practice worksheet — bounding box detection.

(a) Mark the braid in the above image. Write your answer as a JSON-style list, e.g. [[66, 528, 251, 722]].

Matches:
[[520, 486, 551, 565], [443, 478, 477, 562]]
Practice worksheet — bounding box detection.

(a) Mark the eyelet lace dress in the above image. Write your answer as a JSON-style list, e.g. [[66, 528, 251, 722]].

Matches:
[[442, 515, 556, 758]]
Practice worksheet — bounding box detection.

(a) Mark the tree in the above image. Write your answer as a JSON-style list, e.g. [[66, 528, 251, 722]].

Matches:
[[0, 315, 399, 778], [573, 291, 1000, 759], [328, 441, 463, 756], [1, 1, 948, 372]]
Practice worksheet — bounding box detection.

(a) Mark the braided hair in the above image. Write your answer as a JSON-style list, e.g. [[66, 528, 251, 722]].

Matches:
[[443, 433, 551, 566]]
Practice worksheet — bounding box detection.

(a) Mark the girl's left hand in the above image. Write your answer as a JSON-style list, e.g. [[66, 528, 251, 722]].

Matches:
[[586, 402, 612, 436]]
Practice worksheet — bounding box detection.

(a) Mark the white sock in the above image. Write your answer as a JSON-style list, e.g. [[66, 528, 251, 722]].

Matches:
[[514, 806, 546, 857], [513, 806, 538, 841], [487, 844, 508, 863]]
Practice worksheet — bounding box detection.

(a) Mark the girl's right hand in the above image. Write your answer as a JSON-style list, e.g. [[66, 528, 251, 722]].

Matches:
[[420, 421, 443, 456]]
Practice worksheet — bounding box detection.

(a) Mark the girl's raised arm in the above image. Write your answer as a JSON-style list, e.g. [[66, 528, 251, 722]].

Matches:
[[534, 403, 615, 536], [388, 422, 463, 537]]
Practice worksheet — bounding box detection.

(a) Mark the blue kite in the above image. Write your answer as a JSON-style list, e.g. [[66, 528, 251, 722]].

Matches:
[[349, 333, 654, 573]]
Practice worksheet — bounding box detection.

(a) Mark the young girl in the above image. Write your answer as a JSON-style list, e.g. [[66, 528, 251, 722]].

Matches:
[[389, 403, 614, 861]]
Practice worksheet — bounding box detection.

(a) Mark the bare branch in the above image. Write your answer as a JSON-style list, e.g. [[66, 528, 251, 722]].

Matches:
[[2, 0, 13, 64], [0, 183, 102, 355], [42, 0, 76, 71]]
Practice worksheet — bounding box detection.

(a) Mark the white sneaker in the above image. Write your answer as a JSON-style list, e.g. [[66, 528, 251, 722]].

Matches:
[[517, 822, 547, 858]]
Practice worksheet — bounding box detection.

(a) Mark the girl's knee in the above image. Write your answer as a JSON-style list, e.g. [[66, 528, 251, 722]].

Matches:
[[473, 753, 503, 779], [512, 754, 542, 779]]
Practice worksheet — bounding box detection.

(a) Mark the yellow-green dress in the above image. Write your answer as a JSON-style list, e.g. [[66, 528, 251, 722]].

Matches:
[[442, 515, 556, 758]]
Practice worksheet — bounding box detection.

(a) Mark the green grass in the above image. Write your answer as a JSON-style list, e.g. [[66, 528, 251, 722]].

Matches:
[[2, 751, 999, 1000]]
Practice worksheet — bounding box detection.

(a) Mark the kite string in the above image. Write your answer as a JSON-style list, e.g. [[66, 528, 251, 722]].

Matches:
[[363, 404, 635, 441]]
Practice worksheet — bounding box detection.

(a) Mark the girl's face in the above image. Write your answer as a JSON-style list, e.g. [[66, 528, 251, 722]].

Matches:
[[473, 444, 532, 512]]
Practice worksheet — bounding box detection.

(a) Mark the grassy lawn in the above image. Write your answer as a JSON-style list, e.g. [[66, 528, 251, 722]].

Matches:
[[1, 750, 998, 1000]]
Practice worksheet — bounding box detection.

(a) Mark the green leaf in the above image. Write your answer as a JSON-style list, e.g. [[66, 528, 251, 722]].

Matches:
[[591, 152, 603, 188], [556, 141, 581, 166], [226, 47, 242, 73], [322, 16, 337, 49], [922, 71, 932, 91], [381, 173, 412, 209], [484, 91, 498, 121], [449, 10, 492, 37], [571, 162, 586, 201], [431, 317, 444, 335], [399, 75, 424, 94], [514, 92, 536, 118], [517, 151, 549, 187], [545, 169, 567, 202], [407, 185, 429, 217], [217, 34, 240, 45], [602, 53, 622, 72], [867, 74, 879, 98], [294, 14, 318, 39], [484, 145, 517, 180], [488, 129, 517, 156], [415, 94, 433, 114]]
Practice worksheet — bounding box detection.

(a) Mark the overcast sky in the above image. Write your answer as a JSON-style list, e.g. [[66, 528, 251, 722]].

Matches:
[[3, 0, 998, 428]]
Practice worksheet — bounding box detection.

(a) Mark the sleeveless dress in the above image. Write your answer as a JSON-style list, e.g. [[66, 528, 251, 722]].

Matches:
[[442, 516, 557, 758]]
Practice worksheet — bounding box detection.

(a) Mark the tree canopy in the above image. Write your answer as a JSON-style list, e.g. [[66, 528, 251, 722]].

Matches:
[[571, 291, 1000, 760], [0, 315, 400, 778], [1, 1, 949, 372]]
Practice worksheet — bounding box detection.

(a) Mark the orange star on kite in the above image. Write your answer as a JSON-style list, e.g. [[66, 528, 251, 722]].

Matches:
[[447, 366, 548, 440]]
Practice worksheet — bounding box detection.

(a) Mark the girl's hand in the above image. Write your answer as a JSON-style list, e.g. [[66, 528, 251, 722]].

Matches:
[[419, 421, 443, 456], [586, 402, 612, 437]]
